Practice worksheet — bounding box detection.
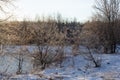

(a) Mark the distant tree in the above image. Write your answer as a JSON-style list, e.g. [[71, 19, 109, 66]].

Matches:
[[17, 20, 34, 45], [56, 13, 64, 32]]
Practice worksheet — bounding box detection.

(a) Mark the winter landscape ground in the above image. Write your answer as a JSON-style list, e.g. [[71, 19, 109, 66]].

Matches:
[[0, 46, 120, 80]]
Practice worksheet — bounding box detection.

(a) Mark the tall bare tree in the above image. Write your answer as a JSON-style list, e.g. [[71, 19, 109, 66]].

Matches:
[[94, 0, 120, 53]]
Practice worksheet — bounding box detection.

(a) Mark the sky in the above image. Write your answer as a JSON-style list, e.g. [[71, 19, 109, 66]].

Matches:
[[14, 0, 95, 22]]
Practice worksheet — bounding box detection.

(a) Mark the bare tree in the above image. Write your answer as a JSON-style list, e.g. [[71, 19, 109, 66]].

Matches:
[[0, 0, 14, 21], [15, 48, 24, 74], [94, 0, 120, 53], [32, 18, 65, 69], [80, 22, 102, 67], [8, 46, 30, 74]]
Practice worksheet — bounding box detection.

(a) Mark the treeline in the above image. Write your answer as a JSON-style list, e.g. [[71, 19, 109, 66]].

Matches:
[[1, 15, 120, 52], [1, 16, 120, 54], [0, 17, 82, 46]]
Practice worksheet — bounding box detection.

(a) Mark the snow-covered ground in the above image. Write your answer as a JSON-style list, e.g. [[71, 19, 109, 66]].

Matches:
[[1, 46, 120, 80], [2, 53, 120, 80], [38, 54, 120, 80]]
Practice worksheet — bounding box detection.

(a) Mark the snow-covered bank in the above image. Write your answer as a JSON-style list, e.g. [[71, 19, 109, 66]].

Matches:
[[3, 54, 119, 80], [41, 54, 120, 80], [1, 45, 120, 80]]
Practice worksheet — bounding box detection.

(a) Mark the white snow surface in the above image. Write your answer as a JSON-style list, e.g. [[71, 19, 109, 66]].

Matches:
[[1, 46, 120, 80], [7, 53, 120, 80]]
